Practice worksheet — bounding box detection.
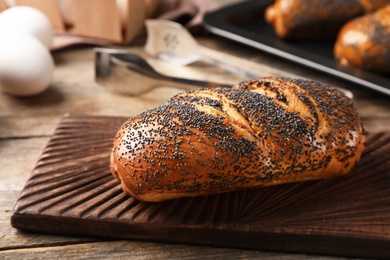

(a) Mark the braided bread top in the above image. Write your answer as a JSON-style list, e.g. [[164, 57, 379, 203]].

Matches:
[[110, 77, 365, 202]]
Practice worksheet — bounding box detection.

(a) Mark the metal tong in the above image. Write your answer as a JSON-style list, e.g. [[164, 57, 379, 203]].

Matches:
[[94, 48, 353, 99], [94, 48, 232, 96]]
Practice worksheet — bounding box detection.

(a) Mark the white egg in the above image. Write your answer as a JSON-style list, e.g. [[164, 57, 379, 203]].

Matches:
[[0, 6, 53, 48], [0, 33, 54, 96]]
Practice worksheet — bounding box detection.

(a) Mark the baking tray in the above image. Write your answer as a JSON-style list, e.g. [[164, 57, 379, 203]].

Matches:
[[11, 114, 390, 259], [203, 0, 390, 96]]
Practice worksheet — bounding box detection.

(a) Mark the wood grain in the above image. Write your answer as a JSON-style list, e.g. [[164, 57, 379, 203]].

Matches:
[[11, 114, 390, 259], [0, 240, 319, 260]]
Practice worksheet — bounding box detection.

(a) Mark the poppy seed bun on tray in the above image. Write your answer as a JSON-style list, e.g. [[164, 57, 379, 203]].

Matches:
[[110, 77, 365, 202], [334, 5, 390, 75], [264, 0, 390, 39]]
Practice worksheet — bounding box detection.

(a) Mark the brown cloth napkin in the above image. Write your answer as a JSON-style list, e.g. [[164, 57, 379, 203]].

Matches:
[[155, 0, 219, 33]]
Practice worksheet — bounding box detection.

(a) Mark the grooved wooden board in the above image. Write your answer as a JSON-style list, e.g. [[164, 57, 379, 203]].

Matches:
[[11, 114, 390, 259]]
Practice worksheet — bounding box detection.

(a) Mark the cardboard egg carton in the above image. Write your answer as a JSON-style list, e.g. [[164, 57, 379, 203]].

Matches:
[[1, 0, 162, 43]]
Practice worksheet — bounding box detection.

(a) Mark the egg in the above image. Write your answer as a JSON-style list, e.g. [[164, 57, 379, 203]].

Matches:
[[0, 33, 54, 96], [0, 6, 53, 48]]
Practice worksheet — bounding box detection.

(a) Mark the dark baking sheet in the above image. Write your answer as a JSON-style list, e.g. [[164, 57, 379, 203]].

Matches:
[[11, 114, 390, 259], [203, 0, 390, 96]]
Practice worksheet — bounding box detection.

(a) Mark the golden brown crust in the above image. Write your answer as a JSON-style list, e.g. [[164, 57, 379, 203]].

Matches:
[[110, 77, 365, 202], [265, 0, 390, 39], [334, 5, 390, 75]]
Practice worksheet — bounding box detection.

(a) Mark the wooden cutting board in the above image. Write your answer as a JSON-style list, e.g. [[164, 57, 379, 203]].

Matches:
[[11, 114, 390, 259]]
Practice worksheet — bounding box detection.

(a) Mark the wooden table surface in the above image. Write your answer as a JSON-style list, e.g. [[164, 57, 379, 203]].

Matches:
[[1, 30, 389, 259]]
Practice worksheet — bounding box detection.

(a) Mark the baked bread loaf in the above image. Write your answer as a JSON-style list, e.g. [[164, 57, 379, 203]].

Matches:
[[334, 5, 390, 75], [110, 77, 365, 202], [265, 0, 390, 39]]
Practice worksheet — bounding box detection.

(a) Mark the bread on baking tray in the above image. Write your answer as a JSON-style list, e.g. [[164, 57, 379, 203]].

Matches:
[[264, 0, 390, 39], [110, 77, 365, 202], [334, 5, 390, 75]]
